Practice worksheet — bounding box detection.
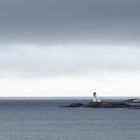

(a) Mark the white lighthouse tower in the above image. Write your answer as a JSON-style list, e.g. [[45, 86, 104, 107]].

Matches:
[[93, 92, 97, 102], [93, 92, 101, 102]]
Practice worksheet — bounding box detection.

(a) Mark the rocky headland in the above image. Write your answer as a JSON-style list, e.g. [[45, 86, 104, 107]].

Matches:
[[63, 98, 140, 109]]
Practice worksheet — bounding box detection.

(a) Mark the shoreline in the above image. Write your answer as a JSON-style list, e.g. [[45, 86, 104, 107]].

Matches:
[[0, 97, 139, 109], [63, 98, 140, 109]]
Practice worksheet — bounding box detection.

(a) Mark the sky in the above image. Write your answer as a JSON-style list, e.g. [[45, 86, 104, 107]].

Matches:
[[0, 0, 140, 97]]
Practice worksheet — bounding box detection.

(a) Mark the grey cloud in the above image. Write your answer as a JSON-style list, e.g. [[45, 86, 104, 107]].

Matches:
[[0, 46, 140, 78], [0, 0, 140, 45]]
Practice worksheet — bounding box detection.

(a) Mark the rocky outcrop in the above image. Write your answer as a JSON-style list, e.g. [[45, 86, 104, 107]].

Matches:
[[63, 101, 129, 108], [63, 98, 140, 109], [64, 103, 84, 107]]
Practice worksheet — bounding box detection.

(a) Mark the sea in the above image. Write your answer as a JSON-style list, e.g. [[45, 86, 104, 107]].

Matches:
[[0, 97, 140, 140]]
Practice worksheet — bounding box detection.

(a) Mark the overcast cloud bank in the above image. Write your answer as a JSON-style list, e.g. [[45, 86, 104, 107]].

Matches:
[[0, 0, 140, 96], [0, 0, 140, 45], [0, 45, 139, 78]]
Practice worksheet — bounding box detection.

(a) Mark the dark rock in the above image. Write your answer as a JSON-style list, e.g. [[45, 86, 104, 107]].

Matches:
[[63, 103, 83, 107], [84, 101, 128, 108], [62, 99, 140, 109], [64, 101, 129, 108]]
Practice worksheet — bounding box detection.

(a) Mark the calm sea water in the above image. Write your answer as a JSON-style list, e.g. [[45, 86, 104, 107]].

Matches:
[[0, 98, 140, 140]]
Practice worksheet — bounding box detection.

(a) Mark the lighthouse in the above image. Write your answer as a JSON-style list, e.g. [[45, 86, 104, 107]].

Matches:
[[93, 92, 97, 102], [93, 92, 101, 102]]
